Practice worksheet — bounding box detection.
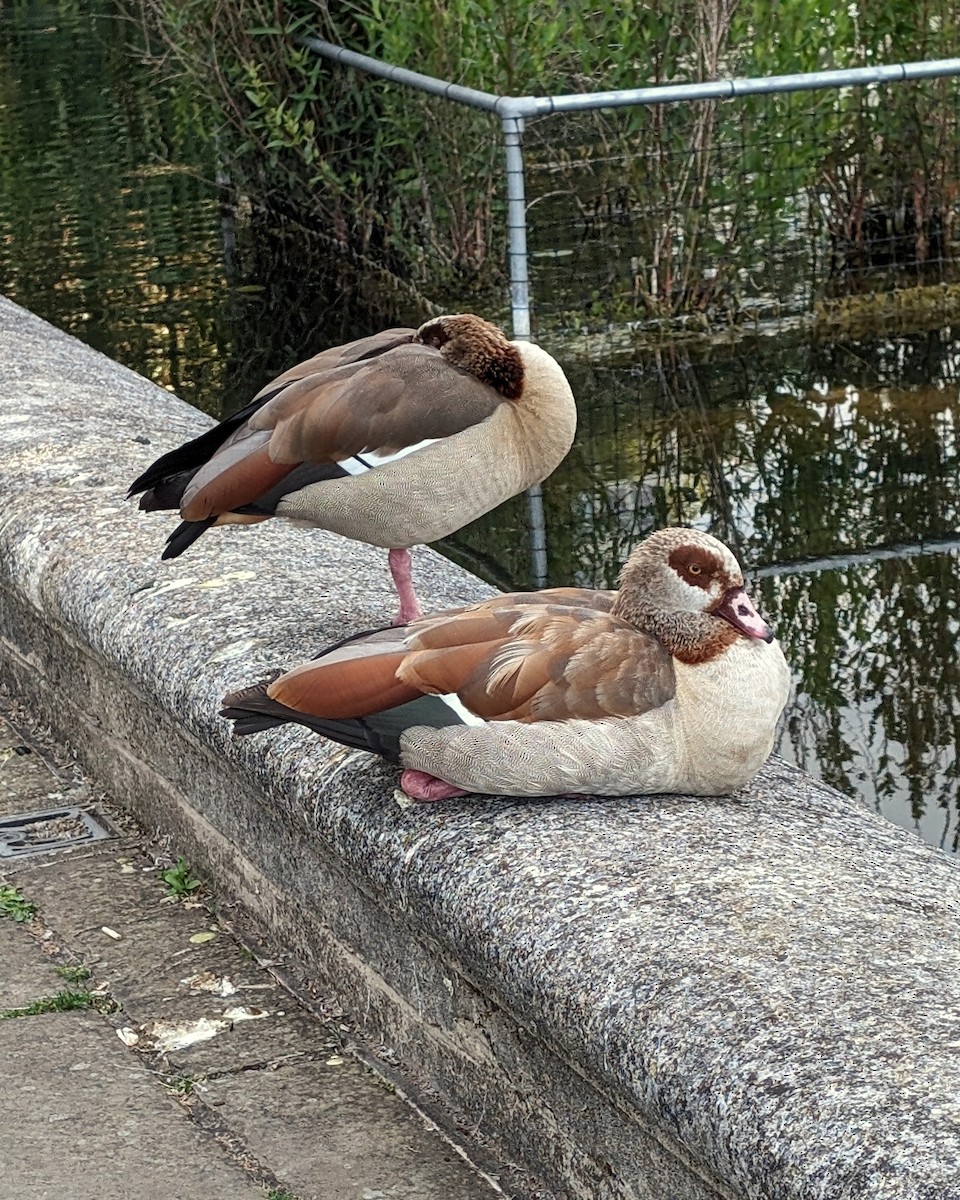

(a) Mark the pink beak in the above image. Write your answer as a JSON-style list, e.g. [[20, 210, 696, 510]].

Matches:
[[715, 587, 775, 642]]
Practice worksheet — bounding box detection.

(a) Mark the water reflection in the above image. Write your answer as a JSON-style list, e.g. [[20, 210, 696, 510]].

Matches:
[[0, 1, 427, 412], [2, 1, 960, 855], [765, 553, 960, 856], [0, 1, 231, 407]]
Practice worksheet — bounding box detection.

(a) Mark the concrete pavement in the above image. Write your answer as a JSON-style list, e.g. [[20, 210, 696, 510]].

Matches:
[[0, 708, 506, 1200]]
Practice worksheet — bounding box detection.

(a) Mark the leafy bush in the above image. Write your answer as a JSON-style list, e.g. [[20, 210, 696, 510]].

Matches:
[[126, 0, 960, 316], [126, 0, 749, 296]]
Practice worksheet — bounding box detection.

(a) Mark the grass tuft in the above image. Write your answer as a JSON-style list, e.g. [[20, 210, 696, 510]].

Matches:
[[0, 990, 94, 1020]]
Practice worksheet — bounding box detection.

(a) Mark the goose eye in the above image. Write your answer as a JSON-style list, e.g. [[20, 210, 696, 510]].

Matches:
[[688, 563, 702, 576]]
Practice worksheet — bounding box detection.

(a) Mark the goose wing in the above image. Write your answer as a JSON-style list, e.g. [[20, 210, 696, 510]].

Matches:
[[258, 602, 675, 725], [181, 341, 508, 521], [401, 603, 674, 721]]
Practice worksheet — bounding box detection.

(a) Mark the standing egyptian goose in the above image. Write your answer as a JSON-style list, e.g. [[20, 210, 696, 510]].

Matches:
[[220, 528, 791, 800], [128, 314, 577, 623]]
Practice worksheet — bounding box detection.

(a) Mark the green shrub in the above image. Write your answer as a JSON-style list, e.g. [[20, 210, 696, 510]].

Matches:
[[126, 0, 960, 314]]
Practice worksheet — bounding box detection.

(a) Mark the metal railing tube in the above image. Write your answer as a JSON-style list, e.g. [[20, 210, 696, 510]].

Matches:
[[501, 114, 549, 586]]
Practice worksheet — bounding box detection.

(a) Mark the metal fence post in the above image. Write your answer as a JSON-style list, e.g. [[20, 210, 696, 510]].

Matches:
[[502, 114, 531, 339], [503, 113, 549, 587]]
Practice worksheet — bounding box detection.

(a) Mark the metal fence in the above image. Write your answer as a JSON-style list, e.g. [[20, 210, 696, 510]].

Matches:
[[301, 38, 960, 582], [303, 38, 960, 343]]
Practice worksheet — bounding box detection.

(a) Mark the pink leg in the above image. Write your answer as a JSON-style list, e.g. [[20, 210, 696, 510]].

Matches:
[[400, 769, 469, 801], [400, 770, 585, 802], [388, 548, 424, 625]]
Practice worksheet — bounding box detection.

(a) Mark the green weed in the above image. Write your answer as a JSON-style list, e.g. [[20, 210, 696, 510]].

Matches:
[[0, 885, 37, 922], [162, 857, 202, 899], [55, 964, 93, 984], [0, 990, 93, 1020], [165, 1073, 203, 1096]]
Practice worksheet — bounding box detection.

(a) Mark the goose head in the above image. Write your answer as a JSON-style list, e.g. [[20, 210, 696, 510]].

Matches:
[[612, 528, 774, 664], [417, 314, 525, 399]]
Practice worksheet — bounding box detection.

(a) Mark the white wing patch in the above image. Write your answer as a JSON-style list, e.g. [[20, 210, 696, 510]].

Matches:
[[337, 439, 439, 476], [438, 693, 486, 726]]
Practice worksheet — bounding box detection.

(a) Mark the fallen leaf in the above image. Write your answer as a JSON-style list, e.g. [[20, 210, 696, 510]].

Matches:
[[143, 1017, 226, 1052], [117, 1027, 140, 1047], [141, 1007, 268, 1053], [181, 971, 238, 997], [222, 1005, 268, 1023], [189, 931, 217, 945]]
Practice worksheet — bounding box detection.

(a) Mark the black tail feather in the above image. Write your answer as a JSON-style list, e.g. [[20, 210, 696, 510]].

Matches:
[[220, 671, 465, 767], [161, 518, 218, 559], [137, 473, 193, 513], [219, 681, 387, 756], [221, 712, 290, 736], [220, 677, 280, 711], [127, 395, 272, 500]]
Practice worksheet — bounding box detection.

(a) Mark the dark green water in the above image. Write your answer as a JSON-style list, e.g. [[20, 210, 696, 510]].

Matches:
[[3, 1, 960, 856]]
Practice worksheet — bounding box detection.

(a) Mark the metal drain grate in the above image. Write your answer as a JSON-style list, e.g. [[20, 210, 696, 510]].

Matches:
[[0, 806, 116, 858]]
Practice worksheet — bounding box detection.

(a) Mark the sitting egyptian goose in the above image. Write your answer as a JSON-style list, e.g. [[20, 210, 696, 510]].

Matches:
[[127, 314, 577, 623], [220, 528, 791, 800]]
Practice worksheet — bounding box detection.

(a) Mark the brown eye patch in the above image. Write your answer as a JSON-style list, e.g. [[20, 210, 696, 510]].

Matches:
[[668, 545, 720, 590]]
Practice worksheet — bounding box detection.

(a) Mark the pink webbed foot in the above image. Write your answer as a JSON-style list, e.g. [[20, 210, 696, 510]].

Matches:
[[400, 769, 469, 802], [388, 548, 424, 626]]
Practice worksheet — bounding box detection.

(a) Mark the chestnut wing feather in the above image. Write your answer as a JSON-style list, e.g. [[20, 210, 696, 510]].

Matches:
[[255, 601, 674, 728], [401, 604, 675, 722]]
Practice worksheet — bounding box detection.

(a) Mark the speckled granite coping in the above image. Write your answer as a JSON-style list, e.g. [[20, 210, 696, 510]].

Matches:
[[2, 295, 960, 1200]]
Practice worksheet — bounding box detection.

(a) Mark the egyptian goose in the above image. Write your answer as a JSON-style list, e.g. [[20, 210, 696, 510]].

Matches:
[[127, 314, 577, 623], [220, 528, 791, 800]]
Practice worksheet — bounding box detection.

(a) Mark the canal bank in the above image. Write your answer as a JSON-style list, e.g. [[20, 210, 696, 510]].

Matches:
[[2, 293, 960, 1199]]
